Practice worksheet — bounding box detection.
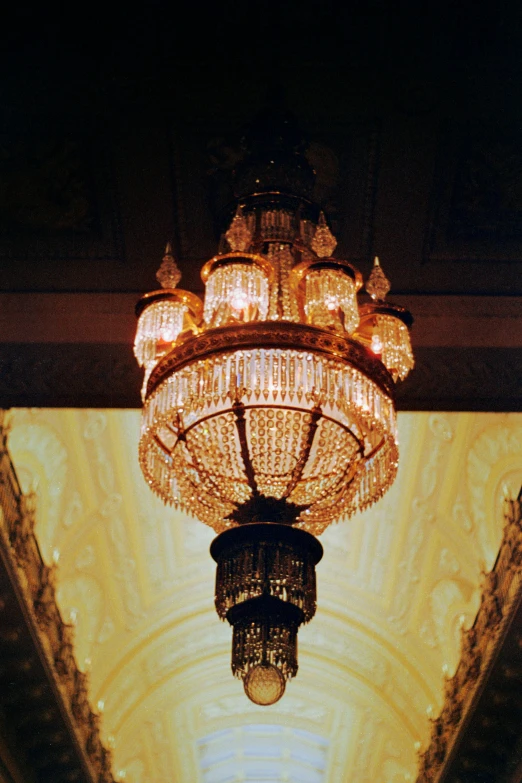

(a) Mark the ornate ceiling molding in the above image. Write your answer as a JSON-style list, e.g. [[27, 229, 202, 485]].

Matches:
[[0, 416, 116, 783], [7, 410, 522, 781], [417, 497, 522, 782]]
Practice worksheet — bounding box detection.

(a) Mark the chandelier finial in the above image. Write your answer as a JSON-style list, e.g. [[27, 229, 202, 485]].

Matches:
[[156, 243, 182, 289], [311, 211, 337, 258], [225, 205, 252, 252], [366, 256, 391, 301]]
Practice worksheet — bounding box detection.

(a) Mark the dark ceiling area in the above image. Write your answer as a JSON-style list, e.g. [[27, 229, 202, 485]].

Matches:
[[0, 3, 521, 409]]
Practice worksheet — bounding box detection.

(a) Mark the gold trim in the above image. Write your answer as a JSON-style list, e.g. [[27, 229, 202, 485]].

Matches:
[[200, 252, 276, 286], [135, 288, 204, 322], [290, 257, 364, 295], [358, 301, 413, 328], [146, 320, 395, 399]]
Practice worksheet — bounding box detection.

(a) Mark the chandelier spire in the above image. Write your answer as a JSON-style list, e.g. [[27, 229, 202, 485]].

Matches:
[[155, 242, 182, 289], [365, 255, 391, 301]]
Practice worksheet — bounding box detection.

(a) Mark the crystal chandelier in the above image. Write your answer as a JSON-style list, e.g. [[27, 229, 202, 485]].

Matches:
[[134, 112, 414, 705]]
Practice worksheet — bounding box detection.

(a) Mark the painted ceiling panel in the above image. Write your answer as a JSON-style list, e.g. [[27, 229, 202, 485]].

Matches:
[[7, 410, 522, 782]]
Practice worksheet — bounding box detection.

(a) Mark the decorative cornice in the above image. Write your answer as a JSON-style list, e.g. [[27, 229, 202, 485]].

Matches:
[[416, 496, 522, 782], [0, 413, 116, 783]]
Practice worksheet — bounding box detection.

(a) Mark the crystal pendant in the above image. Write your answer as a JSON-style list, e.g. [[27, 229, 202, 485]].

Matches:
[[156, 242, 182, 289], [311, 211, 337, 257], [225, 206, 253, 252], [366, 256, 391, 301]]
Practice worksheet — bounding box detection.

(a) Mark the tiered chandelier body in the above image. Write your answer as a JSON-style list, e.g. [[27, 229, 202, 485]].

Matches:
[[135, 112, 414, 705]]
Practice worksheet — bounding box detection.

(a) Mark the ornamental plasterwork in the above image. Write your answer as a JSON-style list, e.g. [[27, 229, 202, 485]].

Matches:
[[7, 409, 522, 783], [467, 419, 522, 568]]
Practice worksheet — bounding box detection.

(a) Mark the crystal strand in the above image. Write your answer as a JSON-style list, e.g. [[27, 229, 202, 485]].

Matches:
[[263, 351, 270, 400], [254, 350, 261, 400], [281, 352, 287, 401], [229, 354, 237, 398], [296, 355, 303, 402], [272, 350, 279, 396], [314, 356, 320, 405], [305, 355, 313, 401], [238, 352, 245, 391], [288, 354, 296, 402]]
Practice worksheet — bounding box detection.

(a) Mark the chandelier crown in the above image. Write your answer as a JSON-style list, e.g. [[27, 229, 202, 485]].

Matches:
[[135, 113, 415, 703]]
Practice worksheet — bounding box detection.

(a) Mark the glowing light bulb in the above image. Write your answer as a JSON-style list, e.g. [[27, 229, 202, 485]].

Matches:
[[324, 295, 339, 311], [371, 333, 383, 354], [230, 288, 249, 311], [159, 326, 177, 343]]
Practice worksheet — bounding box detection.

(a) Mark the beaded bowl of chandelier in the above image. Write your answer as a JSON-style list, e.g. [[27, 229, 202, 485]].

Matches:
[[134, 111, 414, 703]]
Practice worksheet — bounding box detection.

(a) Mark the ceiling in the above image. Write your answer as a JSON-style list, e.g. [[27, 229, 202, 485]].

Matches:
[[7, 409, 522, 782], [0, 4, 521, 412]]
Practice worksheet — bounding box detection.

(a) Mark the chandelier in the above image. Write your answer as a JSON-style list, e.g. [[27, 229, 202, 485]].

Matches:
[[134, 112, 414, 705]]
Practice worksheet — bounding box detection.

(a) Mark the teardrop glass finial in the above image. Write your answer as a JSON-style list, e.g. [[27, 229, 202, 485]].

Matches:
[[311, 211, 337, 258], [366, 256, 391, 301], [225, 206, 253, 252], [156, 242, 182, 289]]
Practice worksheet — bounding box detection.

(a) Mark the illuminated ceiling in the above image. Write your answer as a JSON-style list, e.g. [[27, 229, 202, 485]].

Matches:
[[7, 409, 522, 782]]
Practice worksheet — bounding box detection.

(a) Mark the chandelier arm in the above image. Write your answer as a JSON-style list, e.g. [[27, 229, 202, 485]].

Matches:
[[153, 432, 173, 457], [282, 405, 322, 500], [232, 399, 259, 498], [305, 441, 366, 510]]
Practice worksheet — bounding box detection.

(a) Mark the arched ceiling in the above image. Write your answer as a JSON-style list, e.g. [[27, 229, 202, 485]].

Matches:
[[7, 409, 522, 782]]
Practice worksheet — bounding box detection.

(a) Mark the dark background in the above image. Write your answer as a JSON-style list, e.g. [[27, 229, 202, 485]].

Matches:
[[0, 1, 521, 408]]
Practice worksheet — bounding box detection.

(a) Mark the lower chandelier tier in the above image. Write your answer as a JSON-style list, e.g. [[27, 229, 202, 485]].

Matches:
[[210, 523, 323, 705], [139, 322, 399, 536]]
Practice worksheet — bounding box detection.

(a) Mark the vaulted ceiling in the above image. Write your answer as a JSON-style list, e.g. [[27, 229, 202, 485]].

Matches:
[[2, 4, 522, 781], [7, 409, 522, 781]]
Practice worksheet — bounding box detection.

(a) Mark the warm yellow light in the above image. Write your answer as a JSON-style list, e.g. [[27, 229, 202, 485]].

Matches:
[[371, 314, 414, 381], [304, 268, 359, 333], [371, 333, 383, 354], [356, 303, 414, 382], [139, 329, 398, 535], [201, 254, 273, 328]]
